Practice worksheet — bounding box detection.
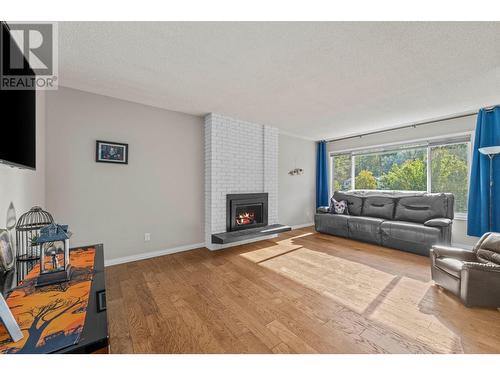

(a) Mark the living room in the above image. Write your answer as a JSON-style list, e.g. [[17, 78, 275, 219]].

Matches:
[[1, 1, 500, 372]]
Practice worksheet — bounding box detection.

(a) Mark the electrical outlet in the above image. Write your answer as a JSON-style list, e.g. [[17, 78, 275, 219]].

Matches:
[[144, 233, 151, 242]]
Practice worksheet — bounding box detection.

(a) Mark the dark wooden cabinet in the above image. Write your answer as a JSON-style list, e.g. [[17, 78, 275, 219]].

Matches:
[[55, 244, 108, 354], [1, 244, 109, 354]]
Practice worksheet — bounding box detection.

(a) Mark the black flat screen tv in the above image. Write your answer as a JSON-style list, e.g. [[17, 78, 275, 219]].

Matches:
[[0, 21, 36, 169]]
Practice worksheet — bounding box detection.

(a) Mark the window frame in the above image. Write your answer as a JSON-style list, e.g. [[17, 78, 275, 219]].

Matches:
[[329, 132, 472, 219]]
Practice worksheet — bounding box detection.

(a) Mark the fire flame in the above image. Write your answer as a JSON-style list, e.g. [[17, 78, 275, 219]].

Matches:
[[236, 212, 255, 225]]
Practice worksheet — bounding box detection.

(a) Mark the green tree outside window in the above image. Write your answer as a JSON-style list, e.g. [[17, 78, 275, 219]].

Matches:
[[355, 170, 377, 190]]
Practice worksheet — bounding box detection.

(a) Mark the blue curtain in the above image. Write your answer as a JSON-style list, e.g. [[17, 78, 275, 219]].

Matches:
[[316, 141, 329, 207], [467, 107, 500, 236]]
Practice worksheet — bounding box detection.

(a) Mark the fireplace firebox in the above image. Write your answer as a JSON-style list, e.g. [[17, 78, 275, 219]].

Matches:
[[226, 193, 268, 232]]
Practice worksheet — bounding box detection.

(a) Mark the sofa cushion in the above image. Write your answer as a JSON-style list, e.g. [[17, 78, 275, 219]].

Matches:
[[380, 220, 441, 255], [477, 233, 500, 265], [333, 192, 363, 216], [434, 257, 464, 278], [476, 249, 500, 265], [347, 216, 383, 245], [314, 213, 349, 238], [394, 193, 448, 223], [362, 196, 395, 220]]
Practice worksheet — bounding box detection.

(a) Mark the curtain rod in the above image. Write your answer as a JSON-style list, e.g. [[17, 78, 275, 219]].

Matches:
[[324, 108, 494, 144]]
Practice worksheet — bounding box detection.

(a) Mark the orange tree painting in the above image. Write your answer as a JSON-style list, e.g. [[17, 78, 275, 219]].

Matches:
[[0, 248, 95, 354]]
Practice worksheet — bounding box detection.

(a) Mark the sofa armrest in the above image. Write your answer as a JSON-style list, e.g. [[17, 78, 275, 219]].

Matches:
[[460, 262, 500, 307], [430, 245, 476, 262], [462, 262, 500, 272], [316, 206, 330, 214], [424, 218, 452, 227]]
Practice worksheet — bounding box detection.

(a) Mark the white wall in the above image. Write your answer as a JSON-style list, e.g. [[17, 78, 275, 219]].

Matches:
[[278, 134, 316, 227], [327, 115, 478, 247], [204, 113, 278, 250], [0, 91, 46, 237], [45, 87, 204, 263]]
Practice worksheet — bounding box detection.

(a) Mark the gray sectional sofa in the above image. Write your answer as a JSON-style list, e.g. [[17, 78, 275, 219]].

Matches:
[[315, 191, 454, 256]]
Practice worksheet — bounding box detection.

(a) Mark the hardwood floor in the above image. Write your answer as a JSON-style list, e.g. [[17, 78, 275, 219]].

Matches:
[[105, 227, 500, 353]]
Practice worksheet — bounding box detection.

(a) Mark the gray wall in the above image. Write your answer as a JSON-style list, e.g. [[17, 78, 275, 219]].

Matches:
[[327, 115, 478, 247], [45, 87, 204, 262], [0, 91, 46, 239], [278, 134, 316, 227]]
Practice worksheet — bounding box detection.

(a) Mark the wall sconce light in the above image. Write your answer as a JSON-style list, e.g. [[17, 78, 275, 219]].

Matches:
[[288, 168, 303, 176]]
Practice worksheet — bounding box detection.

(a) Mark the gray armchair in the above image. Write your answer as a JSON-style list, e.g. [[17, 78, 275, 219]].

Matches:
[[430, 232, 500, 307]]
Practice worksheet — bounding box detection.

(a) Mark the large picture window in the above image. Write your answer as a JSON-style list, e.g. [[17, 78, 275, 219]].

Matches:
[[430, 143, 469, 213], [354, 146, 427, 191], [331, 136, 471, 214], [333, 153, 352, 191]]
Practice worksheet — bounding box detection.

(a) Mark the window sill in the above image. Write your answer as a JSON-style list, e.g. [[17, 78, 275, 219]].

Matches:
[[454, 213, 467, 221]]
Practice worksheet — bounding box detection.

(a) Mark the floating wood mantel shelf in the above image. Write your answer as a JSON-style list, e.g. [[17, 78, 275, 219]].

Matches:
[[211, 224, 291, 245]]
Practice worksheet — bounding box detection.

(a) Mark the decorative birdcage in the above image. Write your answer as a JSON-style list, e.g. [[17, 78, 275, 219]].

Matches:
[[15, 206, 54, 283]]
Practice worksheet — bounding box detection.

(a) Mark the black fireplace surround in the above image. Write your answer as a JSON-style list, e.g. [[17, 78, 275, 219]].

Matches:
[[226, 193, 268, 232]]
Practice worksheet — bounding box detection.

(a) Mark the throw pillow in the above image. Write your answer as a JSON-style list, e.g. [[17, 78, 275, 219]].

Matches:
[[330, 197, 349, 215]]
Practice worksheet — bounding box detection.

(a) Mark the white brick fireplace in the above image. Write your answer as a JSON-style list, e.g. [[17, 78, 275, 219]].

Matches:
[[204, 113, 278, 250]]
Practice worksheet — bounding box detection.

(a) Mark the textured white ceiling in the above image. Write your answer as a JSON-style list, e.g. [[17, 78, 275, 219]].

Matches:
[[58, 22, 500, 140]]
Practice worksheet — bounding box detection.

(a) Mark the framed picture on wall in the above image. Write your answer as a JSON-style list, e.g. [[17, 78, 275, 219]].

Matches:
[[95, 140, 129, 164]]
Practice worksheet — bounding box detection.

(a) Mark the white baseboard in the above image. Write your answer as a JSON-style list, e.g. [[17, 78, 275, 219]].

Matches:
[[291, 222, 314, 230], [105, 242, 205, 267], [106, 224, 316, 265]]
